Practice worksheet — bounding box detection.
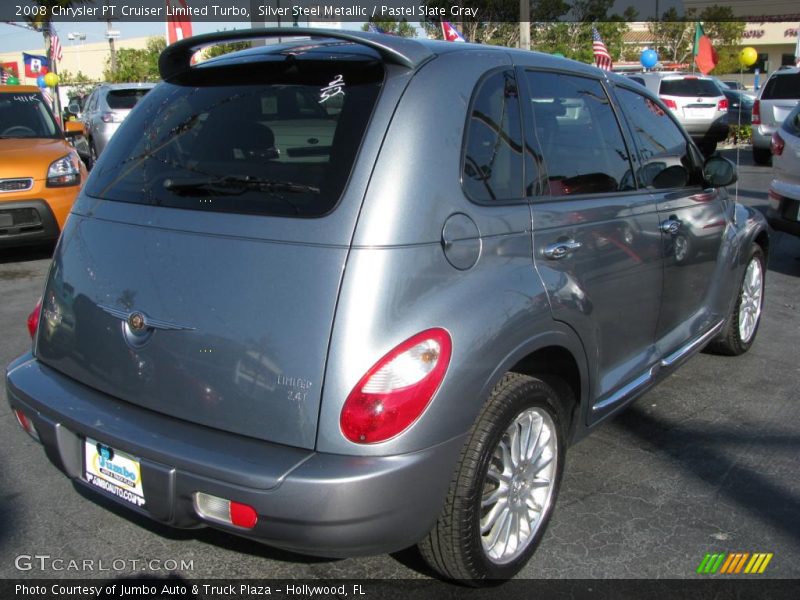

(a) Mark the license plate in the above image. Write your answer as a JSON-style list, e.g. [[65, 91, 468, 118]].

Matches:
[[685, 108, 711, 119], [84, 438, 145, 507]]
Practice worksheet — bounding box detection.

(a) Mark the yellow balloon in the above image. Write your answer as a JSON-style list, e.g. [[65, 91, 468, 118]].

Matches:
[[739, 47, 758, 67], [44, 72, 59, 87]]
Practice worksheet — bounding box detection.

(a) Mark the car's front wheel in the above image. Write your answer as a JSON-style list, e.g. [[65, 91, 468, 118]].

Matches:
[[419, 373, 566, 582], [707, 244, 765, 356]]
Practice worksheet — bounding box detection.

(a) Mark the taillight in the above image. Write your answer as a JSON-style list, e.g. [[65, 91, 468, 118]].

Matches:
[[660, 97, 677, 110], [14, 408, 40, 442], [771, 131, 785, 156], [752, 99, 761, 125], [718, 98, 729, 111], [340, 328, 452, 444], [27, 298, 42, 339]]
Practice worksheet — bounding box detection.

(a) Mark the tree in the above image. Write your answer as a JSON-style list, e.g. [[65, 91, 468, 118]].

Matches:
[[204, 41, 252, 59], [104, 37, 165, 83], [361, 19, 417, 38], [648, 5, 745, 71]]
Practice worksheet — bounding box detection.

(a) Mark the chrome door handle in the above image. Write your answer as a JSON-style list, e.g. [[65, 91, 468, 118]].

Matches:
[[543, 239, 582, 260], [660, 219, 681, 235]]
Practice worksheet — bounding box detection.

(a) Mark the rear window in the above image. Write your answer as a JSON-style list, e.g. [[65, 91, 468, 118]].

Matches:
[[105, 88, 151, 110], [762, 73, 800, 100], [86, 50, 383, 218], [659, 78, 721, 97]]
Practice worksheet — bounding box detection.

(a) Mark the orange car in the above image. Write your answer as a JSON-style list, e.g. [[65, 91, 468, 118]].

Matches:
[[1, 85, 88, 248]]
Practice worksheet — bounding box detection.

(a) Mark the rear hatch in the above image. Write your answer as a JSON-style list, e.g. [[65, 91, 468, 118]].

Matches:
[[659, 77, 725, 125], [759, 71, 800, 127], [104, 86, 152, 121], [34, 43, 385, 449]]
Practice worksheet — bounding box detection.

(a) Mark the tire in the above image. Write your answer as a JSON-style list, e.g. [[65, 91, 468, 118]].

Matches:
[[419, 373, 567, 582], [706, 245, 765, 356], [699, 141, 717, 157], [752, 147, 771, 166]]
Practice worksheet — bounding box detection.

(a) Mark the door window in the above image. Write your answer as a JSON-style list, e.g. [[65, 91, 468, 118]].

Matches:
[[523, 71, 635, 197], [614, 86, 703, 190]]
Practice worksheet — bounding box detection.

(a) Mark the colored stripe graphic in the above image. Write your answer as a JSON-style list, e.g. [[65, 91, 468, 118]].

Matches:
[[698, 552, 773, 574]]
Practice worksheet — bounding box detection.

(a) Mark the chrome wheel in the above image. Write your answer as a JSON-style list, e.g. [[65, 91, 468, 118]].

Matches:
[[738, 256, 763, 343], [480, 407, 558, 564], [674, 235, 689, 262]]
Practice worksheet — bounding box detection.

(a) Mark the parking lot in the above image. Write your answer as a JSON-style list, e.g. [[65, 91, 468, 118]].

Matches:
[[1, 148, 798, 581]]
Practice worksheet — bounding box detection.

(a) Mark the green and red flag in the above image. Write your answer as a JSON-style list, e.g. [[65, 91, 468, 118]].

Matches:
[[693, 23, 718, 74]]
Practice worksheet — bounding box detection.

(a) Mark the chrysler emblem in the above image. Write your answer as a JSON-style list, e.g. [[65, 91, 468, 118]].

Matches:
[[128, 312, 146, 332]]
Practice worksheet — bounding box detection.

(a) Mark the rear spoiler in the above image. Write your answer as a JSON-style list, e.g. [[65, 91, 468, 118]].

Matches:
[[159, 27, 436, 82]]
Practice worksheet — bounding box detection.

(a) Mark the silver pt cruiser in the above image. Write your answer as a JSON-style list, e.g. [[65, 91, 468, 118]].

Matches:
[[6, 29, 768, 582]]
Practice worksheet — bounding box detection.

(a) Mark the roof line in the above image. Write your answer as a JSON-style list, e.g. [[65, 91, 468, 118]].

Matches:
[[159, 28, 436, 82]]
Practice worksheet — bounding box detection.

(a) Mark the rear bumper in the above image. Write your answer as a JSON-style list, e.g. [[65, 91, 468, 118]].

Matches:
[[6, 354, 462, 557], [753, 124, 776, 150], [0, 199, 60, 247], [767, 188, 800, 237], [686, 118, 729, 144]]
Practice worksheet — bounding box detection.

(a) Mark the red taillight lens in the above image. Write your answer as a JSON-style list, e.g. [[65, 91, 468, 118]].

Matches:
[[718, 98, 729, 111], [14, 408, 40, 441], [340, 328, 452, 444], [229, 501, 258, 529], [771, 131, 785, 156], [27, 298, 42, 339], [752, 99, 761, 125], [194, 492, 258, 529], [660, 98, 677, 110]]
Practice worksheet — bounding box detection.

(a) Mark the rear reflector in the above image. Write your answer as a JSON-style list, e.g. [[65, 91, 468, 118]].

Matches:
[[771, 131, 785, 156], [27, 298, 42, 339], [194, 492, 258, 529], [768, 189, 783, 210], [14, 409, 40, 442]]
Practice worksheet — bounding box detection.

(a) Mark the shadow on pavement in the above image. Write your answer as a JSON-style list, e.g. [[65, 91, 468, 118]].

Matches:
[[613, 405, 800, 546]]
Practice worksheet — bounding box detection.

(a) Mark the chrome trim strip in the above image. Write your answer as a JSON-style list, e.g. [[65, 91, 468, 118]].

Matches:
[[592, 367, 656, 413], [660, 321, 724, 368]]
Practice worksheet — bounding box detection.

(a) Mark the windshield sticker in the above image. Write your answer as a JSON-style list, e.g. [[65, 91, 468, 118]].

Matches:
[[11, 95, 38, 102], [319, 75, 345, 104]]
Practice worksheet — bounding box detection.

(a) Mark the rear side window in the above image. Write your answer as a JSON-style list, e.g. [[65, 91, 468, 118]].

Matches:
[[660, 78, 721, 97], [86, 55, 383, 218], [762, 73, 800, 99], [615, 87, 702, 189], [524, 71, 634, 197], [105, 88, 151, 110], [462, 70, 525, 203]]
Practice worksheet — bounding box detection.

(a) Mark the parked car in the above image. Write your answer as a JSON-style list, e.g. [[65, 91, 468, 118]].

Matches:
[[721, 80, 747, 91], [766, 102, 800, 237], [80, 82, 155, 163], [723, 88, 754, 126], [7, 30, 768, 582], [623, 71, 729, 155], [0, 85, 88, 248], [752, 67, 800, 165]]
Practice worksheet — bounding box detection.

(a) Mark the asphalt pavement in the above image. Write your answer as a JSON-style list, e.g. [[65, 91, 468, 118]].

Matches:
[[1, 148, 798, 582]]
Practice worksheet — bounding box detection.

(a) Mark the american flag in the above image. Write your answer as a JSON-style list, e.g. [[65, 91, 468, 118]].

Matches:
[[49, 29, 63, 63], [0, 67, 7, 84], [592, 26, 612, 71]]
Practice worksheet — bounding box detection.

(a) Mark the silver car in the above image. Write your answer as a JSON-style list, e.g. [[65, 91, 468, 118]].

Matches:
[[752, 67, 800, 165], [6, 29, 768, 582], [767, 102, 800, 236], [625, 71, 730, 155], [80, 82, 155, 164]]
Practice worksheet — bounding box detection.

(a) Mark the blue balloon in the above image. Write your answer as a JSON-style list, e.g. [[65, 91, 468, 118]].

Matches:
[[640, 49, 658, 69], [36, 75, 46, 88]]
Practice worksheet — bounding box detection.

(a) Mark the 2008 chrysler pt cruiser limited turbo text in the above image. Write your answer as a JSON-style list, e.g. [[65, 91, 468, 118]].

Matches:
[[6, 29, 768, 582]]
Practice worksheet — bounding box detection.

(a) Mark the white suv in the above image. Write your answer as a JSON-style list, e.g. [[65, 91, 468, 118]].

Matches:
[[626, 72, 729, 155]]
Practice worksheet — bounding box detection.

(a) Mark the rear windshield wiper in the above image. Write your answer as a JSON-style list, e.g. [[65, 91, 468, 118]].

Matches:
[[163, 175, 320, 195]]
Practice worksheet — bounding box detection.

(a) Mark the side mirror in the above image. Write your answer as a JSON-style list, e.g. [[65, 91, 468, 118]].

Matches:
[[64, 120, 86, 137], [67, 102, 81, 116], [703, 155, 737, 187]]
